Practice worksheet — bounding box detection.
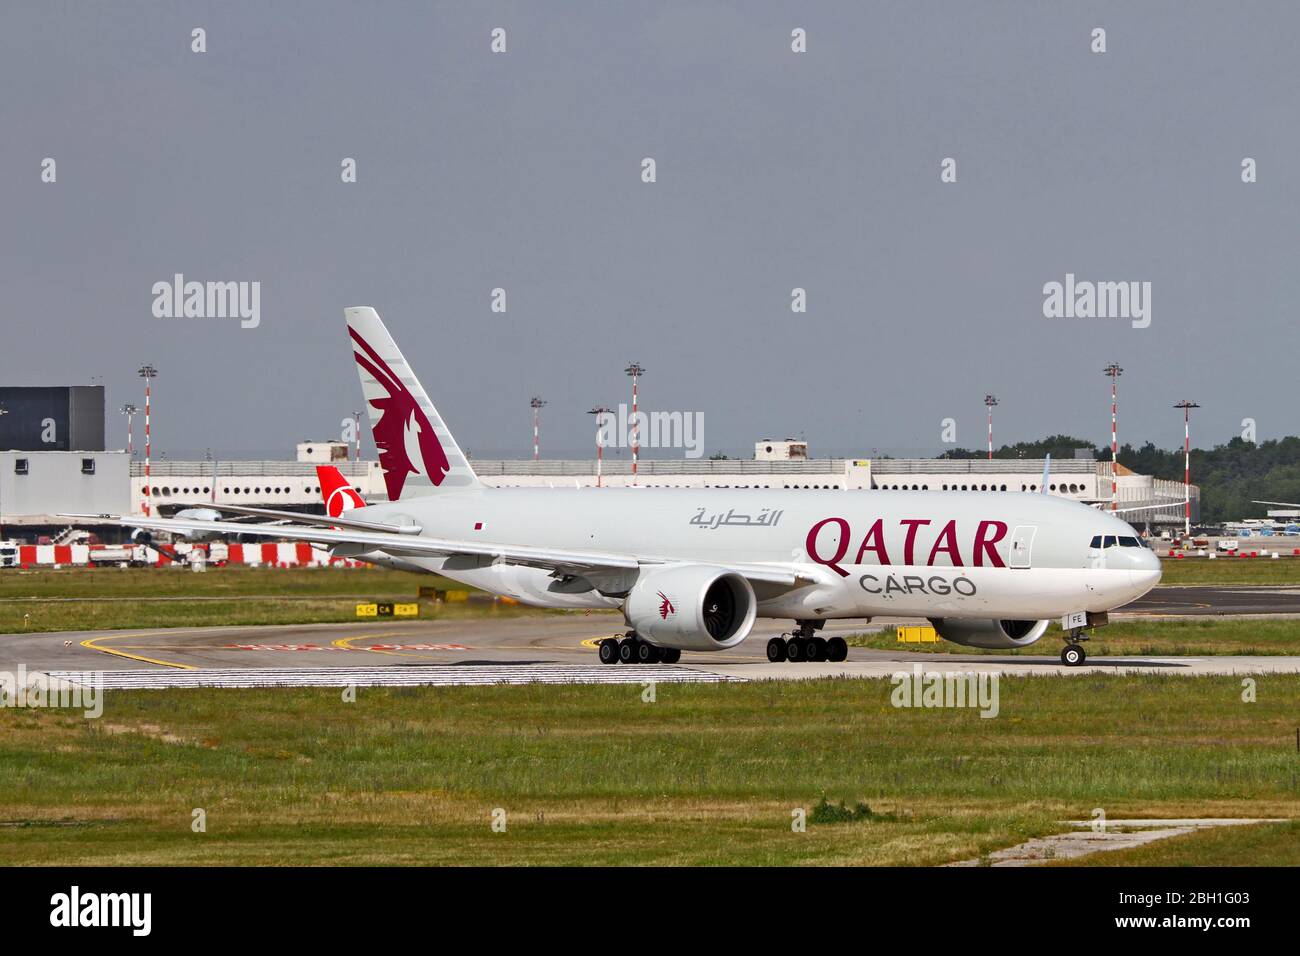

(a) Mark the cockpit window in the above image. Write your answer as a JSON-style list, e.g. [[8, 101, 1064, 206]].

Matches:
[[1091, 533, 1145, 549]]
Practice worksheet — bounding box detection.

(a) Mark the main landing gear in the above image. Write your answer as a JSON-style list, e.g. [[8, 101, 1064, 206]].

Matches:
[[766, 620, 848, 664], [1060, 628, 1088, 667], [597, 633, 681, 665]]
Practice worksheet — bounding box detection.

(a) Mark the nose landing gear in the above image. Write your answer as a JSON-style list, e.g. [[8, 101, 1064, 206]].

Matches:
[[1060, 627, 1089, 666]]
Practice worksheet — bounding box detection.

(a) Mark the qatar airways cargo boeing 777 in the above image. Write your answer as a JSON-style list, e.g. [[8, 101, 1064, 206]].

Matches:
[[97, 307, 1161, 666]]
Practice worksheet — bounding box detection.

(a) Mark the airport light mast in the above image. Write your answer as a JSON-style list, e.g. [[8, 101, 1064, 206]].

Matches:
[[984, 395, 998, 460], [1103, 363, 1123, 512], [1174, 400, 1200, 538], [588, 406, 612, 487], [137, 365, 157, 516], [352, 409, 362, 462], [120, 404, 137, 458], [624, 363, 644, 485], [530, 397, 547, 461]]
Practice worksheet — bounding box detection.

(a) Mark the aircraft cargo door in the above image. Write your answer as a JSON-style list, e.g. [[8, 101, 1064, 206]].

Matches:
[[1009, 525, 1036, 569]]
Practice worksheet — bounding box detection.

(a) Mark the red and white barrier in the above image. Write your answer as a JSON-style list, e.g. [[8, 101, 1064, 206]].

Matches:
[[11, 541, 366, 569]]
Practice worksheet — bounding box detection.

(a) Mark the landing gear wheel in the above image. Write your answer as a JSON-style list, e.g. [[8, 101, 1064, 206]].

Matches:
[[766, 637, 788, 662], [826, 637, 848, 663], [806, 638, 826, 662], [786, 638, 804, 662], [636, 641, 658, 664], [618, 639, 636, 664], [1061, 644, 1086, 666], [660, 648, 681, 665], [598, 639, 619, 665]]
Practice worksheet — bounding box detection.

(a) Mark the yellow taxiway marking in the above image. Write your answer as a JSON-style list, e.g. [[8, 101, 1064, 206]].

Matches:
[[80, 635, 196, 670], [332, 632, 419, 657], [580, 636, 622, 649]]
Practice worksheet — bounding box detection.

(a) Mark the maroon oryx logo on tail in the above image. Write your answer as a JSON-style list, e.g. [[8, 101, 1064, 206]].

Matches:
[[657, 591, 675, 619], [349, 328, 450, 499]]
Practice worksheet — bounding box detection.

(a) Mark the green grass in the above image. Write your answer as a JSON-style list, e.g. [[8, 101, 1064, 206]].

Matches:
[[1059, 820, 1300, 866], [852, 618, 1300, 656], [0, 566, 444, 600], [1158, 557, 1300, 585], [0, 675, 1295, 865], [0, 566, 557, 633]]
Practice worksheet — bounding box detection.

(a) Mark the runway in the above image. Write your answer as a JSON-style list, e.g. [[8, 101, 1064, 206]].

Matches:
[[1122, 584, 1300, 616], [3, 598, 1299, 683]]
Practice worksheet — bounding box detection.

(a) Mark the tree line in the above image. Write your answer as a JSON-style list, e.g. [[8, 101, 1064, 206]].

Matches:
[[938, 434, 1300, 523]]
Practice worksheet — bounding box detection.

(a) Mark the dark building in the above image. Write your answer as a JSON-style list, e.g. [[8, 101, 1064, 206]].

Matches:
[[0, 386, 105, 451]]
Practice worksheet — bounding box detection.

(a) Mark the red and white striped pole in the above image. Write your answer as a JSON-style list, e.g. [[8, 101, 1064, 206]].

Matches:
[[121, 404, 136, 458], [984, 395, 997, 460], [352, 410, 362, 461], [588, 406, 610, 488], [138, 365, 157, 515], [530, 397, 546, 462], [1175, 401, 1199, 538], [625, 363, 644, 485], [1103, 364, 1122, 512]]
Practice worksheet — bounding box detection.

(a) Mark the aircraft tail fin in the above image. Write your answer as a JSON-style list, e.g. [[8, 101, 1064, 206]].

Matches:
[[316, 465, 367, 518], [344, 307, 482, 500]]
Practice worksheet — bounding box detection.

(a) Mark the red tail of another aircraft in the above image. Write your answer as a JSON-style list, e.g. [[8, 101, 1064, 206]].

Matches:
[[316, 465, 367, 518]]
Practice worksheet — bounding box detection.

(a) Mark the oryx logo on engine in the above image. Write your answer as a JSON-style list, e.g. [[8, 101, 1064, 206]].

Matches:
[[657, 591, 675, 619]]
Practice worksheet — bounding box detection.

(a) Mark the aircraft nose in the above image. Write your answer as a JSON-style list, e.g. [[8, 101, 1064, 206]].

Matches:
[[1130, 547, 1162, 593]]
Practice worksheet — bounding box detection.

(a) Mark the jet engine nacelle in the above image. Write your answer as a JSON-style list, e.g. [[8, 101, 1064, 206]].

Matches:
[[129, 528, 152, 545], [624, 566, 756, 651], [928, 617, 1050, 649]]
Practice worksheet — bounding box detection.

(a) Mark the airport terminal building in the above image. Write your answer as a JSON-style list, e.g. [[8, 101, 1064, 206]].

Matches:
[[0, 388, 1198, 542]]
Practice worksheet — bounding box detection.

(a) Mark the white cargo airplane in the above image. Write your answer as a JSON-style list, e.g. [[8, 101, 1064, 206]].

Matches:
[[89, 307, 1162, 667]]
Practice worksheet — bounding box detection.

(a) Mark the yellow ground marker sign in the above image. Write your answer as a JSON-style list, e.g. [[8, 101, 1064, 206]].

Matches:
[[357, 603, 419, 618], [896, 624, 940, 644]]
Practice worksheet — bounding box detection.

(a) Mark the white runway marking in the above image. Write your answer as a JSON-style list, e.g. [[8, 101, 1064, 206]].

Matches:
[[46, 665, 743, 689]]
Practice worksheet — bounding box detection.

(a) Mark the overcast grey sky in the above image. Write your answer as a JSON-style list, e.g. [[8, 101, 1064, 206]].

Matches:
[[2, 2, 1296, 460]]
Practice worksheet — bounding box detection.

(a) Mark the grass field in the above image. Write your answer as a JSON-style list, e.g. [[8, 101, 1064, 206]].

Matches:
[[1059, 820, 1300, 866], [0, 675, 1295, 865], [0, 567, 555, 633], [1157, 558, 1300, 585], [0, 566, 436, 600], [852, 618, 1300, 656]]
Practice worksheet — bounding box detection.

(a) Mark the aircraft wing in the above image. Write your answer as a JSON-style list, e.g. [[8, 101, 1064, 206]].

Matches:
[[187, 503, 421, 535], [67, 513, 814, 588]]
